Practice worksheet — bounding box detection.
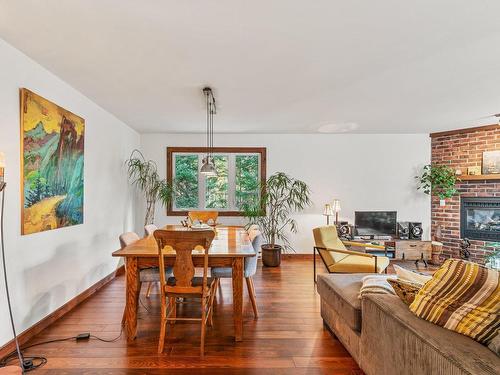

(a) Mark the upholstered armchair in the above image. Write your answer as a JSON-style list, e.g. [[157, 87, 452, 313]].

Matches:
[[313, 226, 389, 281]]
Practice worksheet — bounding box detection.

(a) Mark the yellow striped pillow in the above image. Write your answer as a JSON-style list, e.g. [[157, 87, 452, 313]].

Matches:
[[409, 259, 499, 345]]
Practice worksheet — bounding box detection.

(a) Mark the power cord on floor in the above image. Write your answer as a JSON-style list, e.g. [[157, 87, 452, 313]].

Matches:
[[0, 328, 123, 371]]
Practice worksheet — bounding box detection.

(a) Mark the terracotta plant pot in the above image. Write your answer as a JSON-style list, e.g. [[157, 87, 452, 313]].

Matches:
[[262, 244, 282, 267]]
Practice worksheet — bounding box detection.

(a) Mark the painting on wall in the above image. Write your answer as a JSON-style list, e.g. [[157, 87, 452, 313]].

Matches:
[[20, 88, 85, 235], [482, 150, 500, 175]]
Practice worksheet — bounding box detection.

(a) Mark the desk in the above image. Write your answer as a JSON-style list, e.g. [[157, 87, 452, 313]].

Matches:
[[112, 226, 255, 342]]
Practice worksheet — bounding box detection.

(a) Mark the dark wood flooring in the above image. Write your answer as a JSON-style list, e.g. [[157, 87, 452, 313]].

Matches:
[[14, 258, 435, 374]]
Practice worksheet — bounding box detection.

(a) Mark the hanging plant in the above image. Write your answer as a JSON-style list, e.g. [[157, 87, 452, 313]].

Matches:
[[126, 149, 173, 226], [416, 164, 459, 206]]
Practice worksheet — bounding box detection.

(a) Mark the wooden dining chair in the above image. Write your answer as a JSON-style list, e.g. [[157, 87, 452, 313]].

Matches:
[[153, 229, 217, 355], [144, 224, 157, 236], [143, 224, 159, 297], [188, 211, 219, 226]]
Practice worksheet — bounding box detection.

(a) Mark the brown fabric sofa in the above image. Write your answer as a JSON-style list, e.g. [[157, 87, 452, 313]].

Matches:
[[317, 274, 500, 375]]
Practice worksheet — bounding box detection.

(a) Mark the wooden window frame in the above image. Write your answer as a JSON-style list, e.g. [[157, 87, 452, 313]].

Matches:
[[167, 147, 267, 216]]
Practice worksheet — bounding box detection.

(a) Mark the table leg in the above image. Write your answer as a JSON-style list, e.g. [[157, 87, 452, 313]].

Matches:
[[125, 257, 140, 342], [232, 257, 244, 342]]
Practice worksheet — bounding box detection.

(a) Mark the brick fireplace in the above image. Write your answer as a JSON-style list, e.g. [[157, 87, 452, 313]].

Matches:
[[430, 124, 500, 264]]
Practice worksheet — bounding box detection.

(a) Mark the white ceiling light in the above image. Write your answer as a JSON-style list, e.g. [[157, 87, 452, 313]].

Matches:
[[317, 122, 359, 133]]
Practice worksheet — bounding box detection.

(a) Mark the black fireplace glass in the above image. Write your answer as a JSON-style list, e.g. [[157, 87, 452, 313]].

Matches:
[[460, 197, 500, 241]]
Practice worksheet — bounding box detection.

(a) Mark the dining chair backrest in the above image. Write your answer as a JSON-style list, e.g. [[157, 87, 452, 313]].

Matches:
[[144, 224, 158, 236], [188, 211, 218, 225], [119, 232, 140, 248], [153, 229, 215, 294]]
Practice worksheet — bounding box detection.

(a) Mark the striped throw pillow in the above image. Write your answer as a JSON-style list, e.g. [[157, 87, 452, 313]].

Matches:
[[409, 259, 499, 345]]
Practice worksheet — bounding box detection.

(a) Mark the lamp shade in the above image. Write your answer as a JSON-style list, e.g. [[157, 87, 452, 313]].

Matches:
[[0, 152, 4, 180], [200, 159, 217, 176], [323, 204, 334, 216], [332, 199, 341, 212]]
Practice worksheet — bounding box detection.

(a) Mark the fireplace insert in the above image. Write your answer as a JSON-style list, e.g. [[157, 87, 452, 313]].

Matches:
[[460, 197, 500, 241]]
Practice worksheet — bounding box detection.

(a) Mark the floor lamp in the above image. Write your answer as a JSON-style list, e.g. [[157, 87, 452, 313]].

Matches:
[[0, 153, 31, 372]]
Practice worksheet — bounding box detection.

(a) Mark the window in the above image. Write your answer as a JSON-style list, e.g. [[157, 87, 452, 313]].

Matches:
[[167, 147, 266, 216]]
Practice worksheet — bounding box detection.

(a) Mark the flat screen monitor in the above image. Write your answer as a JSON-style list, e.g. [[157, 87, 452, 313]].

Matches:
[[354, 211, 397, 236]]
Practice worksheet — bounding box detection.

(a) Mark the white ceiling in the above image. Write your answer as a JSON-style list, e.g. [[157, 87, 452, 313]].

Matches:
[[1, 0, 500, 134]]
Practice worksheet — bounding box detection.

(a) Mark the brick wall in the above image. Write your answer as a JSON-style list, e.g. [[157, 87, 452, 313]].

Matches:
[[430, 125, 500, 264]]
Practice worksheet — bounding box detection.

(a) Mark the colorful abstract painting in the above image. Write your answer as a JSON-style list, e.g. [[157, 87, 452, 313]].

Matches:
[[20, 88, 84, 235]]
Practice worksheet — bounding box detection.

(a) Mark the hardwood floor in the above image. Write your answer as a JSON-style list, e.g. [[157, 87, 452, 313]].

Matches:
[[11, 258, 364, 374]]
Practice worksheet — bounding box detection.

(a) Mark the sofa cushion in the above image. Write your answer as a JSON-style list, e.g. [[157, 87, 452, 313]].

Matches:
[[410, 259, 500, 345], [362, 294, 500, 375], [317, 273, 368, 332]]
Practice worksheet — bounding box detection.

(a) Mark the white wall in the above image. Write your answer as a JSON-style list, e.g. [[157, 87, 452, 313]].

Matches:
[[140, 133, 431, 253], [0, 39, 140, 347]]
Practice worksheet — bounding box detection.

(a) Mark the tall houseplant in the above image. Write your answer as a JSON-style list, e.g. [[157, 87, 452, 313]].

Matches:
[[416, 164, 459, 206], [244, 172, 311, 267], [126, 149, 173, 226]]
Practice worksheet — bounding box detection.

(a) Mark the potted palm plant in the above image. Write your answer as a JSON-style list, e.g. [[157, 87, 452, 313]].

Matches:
[[416, 164, 459, 206], [126, 149, 173, 226], [243, 172, 311, 267]]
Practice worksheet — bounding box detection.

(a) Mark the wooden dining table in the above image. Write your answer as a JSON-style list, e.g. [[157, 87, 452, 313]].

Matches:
[[112, 225, 255, 342]]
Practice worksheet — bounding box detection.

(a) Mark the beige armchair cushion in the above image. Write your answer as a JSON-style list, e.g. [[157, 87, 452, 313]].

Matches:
[[330, 254, 390, 274]]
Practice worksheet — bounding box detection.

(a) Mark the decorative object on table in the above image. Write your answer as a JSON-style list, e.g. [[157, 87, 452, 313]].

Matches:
[[409, 222, 423, 240], [199, 87, 217, 176], [459, 238, 471, 260], [125, 149, 173, 226], [484, 245, 500, 270], [410, 259, 499, 346], [323, 204, 334, 225], [430, 241, 444, 265], [243, 172, 311, 267], [455, 169, 463, 176], [20, 88, 85, 235], [467, 166, 482, 175], [482, 150, 500, 174], [332, 199, 341, 224], [416, 164, 459, 206]]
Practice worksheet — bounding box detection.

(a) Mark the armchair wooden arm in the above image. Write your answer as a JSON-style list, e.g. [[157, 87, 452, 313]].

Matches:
[[342, 241, 386, 250], [315, 246, 376, 258], [313, 246, 383, 282]]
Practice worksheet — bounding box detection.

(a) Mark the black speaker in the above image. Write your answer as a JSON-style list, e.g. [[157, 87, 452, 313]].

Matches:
[[397, 222, 410, 240], [336, 222, 353, 240], [409, 222, 423, 240]]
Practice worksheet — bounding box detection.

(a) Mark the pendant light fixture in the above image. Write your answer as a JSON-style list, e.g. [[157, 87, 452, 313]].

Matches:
[[200, 87, 217, 176]]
